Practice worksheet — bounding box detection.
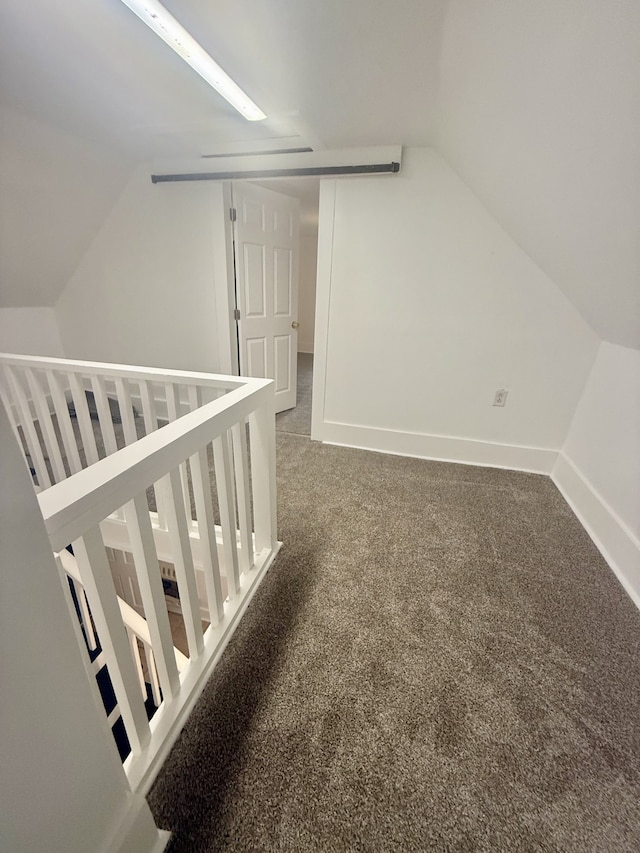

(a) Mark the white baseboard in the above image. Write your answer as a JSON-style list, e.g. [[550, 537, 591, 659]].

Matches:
[[297, 343, 314, 355], [152, 831, 173, 853], [314, 420, 640, 611], [552, 453, 640, 609], [102, 793, 171, 853], [316, 420, 557, 474]]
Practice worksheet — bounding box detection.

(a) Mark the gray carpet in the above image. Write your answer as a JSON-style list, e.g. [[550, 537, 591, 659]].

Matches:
[[148, 434, 640, 852], [275, 352, 313, 436]]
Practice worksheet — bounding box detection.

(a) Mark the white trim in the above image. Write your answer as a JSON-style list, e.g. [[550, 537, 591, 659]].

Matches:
[[317, 419, 556, 474], [311, 180, 337, 442], [552, 452, 640, 609], [0, 352, 246, 390], [213, 182, 238, 375], [101, 793, 171, 853], [150, 831, 173, 853]]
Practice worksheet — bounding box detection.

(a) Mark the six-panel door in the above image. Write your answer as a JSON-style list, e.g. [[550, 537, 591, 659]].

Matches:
[[232, 182, 299, 413]]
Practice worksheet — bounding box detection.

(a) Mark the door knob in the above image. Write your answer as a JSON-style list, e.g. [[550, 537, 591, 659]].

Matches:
[[291, 321, 300, 329]]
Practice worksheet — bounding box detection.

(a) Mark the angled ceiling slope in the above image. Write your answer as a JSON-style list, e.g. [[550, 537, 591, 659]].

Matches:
[[0, 105, 131, 307], [436, 0, 640, 349]]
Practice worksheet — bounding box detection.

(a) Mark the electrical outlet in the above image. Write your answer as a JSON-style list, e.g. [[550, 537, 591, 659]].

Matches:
[[493, 389, 508, 407]]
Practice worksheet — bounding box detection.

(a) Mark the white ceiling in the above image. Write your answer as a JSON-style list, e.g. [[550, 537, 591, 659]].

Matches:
[[0, 0, 638, 348], [0, 0, 445, 158]]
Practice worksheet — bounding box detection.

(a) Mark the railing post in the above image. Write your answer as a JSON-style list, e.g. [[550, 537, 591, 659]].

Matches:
[[248, 390, 277, 555]]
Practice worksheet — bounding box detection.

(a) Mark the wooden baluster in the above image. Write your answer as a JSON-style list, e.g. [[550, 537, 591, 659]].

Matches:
[[165, 383, 192, 522], [109, 378, 137, 523], [68, 373, 99, 466], [56, 548, 97, 650], [75, 580, 98, 652], [145, 646, 162, 707], [164, 382, 181, 424], [139, 380, 157, 434], [186, 383, 200, 416], [91, 375, 118, 456], [45, 370, 82, 474], [249, 398, 277, 555], [213, 431, 241, 598], [139, 380, 166, 529], [187, 385, 202, 409], [0, 370, 30, 469], [159, 467, 204, 660], [114, 377, 138, 446], [72, 527, 150, 755], [127, 627, 147, 699], [232, 420, 254, 573], [123, 493, 180, 701], [3, 365, 51, 488], [23, 368, 66, 484], [190, 447, 224, 625]]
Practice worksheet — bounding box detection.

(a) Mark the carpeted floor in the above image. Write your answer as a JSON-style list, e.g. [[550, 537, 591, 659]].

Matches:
[[275, 352, 313, 436], [148, 433, 640, 852]]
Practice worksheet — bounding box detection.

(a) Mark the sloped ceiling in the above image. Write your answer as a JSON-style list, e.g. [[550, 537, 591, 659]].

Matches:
[[0, 106, 131, 306], [437, 0, 640, 349], [0, 0, 638, 348]]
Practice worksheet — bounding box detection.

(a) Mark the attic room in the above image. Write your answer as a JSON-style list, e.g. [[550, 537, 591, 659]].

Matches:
[[1, 1, 639, 851]]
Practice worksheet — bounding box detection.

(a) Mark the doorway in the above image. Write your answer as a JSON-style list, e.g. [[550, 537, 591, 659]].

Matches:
[[232, 177, 319, 436]]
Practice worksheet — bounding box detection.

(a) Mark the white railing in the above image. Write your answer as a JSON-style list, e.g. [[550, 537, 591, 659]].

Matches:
[[58, 547, 189, 710], [0, 353, 279, 793]]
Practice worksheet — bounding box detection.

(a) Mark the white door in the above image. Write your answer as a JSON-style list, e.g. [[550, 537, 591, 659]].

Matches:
[[232, 182, 299, 413]]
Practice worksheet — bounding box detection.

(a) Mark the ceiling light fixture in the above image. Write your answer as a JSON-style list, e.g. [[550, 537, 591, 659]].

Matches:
[[117, 0, 267, 121]]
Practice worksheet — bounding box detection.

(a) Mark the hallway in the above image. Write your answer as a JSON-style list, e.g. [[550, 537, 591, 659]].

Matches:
[[275, 352, 313, 437]]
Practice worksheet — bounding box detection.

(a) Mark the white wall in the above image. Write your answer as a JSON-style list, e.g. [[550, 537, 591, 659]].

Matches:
[[0, 105, 131, 308], [0, 406, 166, 853], [297, 230, 318, 353], [56, 167, 231, 374], [553, 343, 640, 602], [313, 148, 599, 472], [0, 307, 64, 356]]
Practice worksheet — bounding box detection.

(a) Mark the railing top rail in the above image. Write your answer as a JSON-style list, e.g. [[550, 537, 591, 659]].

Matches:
[[0, 352, 249, 391], [38, 378, 273, 552]]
